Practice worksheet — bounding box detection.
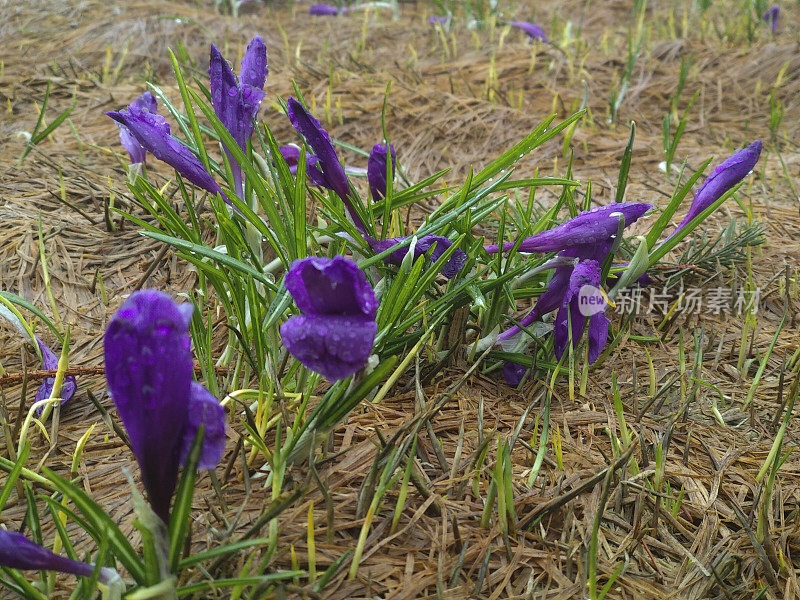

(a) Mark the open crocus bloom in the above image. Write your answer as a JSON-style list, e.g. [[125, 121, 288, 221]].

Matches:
[[490, 202, 651, 362], [106, 106, 230, 207], [209, 36, 267, 198], [280, 256, 377, 381], [0, 529, 119, 586], [104, 290, 227, 523]]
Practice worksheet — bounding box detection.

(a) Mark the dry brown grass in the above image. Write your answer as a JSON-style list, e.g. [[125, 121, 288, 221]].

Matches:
[[1, 0, 800, 598]]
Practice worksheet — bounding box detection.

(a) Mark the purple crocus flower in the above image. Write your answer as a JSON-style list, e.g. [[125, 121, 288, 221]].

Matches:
[[240, 35, 268, 89], [287, 100, 466, 278], [113, 91, 157, 164], [429, 15, 448, 25], [180, 383, 227, 470], [503, 361, 527, 386], [492, 202, 651, 361], [287, 98, 359, 226], [507, 21, 548, 42], [310, 4, 341, 15], [484, 202, 651, 255], [209, 36, 267, 197], [105, 290, 227, 523], [763, 6, 779, 34], [280, 256, 377, 381], [367, 143, 396, 201], [277, 144, 327, 186], [0, 530, 117, 584], [667, 141, 762, 240], [106, 107, 230, 207], [34, 336, 77, 413], [369, 235, 467, 279]]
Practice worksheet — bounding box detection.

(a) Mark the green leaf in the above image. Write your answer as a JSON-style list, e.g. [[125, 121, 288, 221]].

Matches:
[[42, 467, 146, 585], [177, 572, 305, 596], [177, 538, 271, 569], [142, 231, 277, 291], [168, 49, 210, 172], [644, 157, 713, 248], [0, 568, 48, 600], [0, 291, 62, 342], [615, 121, 636, 203], [169, 426, 204, 572], [0, 443, 30, 518], [30, 97, 75, 148]]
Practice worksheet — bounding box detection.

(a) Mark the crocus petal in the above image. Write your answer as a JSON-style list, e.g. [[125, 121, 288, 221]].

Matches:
[[118, 127, 147, 165], [287, 98, 364, 230], [484, 202, 652, 254], [668, 141, 762, 239], [310, 4, 340, 15], [280, 314, 376, 380], [209, 44, 266, 197], [278, 145, 325, 183], [240, 35, 268, 89], [284, 255, 378, 318], [104, 290, 194, 523], [496, 238, 615, 345], [503, 361, 527, 386], [429, 15, 448, 25], [114, 91, 157, 164], [367, 143, 396, 201], [180, 382, 227, 470], [552, 301, 571, 361], [553, 260, 603, 361], [508, 21, 548, 42], [279, 144, 301, 167], [0, 530, 94, 579], [587, 311, 610, 363], [368, 234, 466, 279], [106, 108, 229, 206], [34, 337, 76, 413], [763, 6, 779, 34]]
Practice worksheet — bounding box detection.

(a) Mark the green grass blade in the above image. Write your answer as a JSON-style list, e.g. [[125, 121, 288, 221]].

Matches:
[[42, 467, 146, 584], [169, 426, 204, 572]]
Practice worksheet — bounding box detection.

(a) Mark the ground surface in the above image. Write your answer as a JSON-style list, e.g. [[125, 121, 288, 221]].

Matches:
[[1, 0, 800, 598]]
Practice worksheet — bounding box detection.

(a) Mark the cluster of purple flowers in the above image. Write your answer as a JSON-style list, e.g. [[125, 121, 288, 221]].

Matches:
[[0, 18, 768, 588], [100, 33, 764, 387]]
